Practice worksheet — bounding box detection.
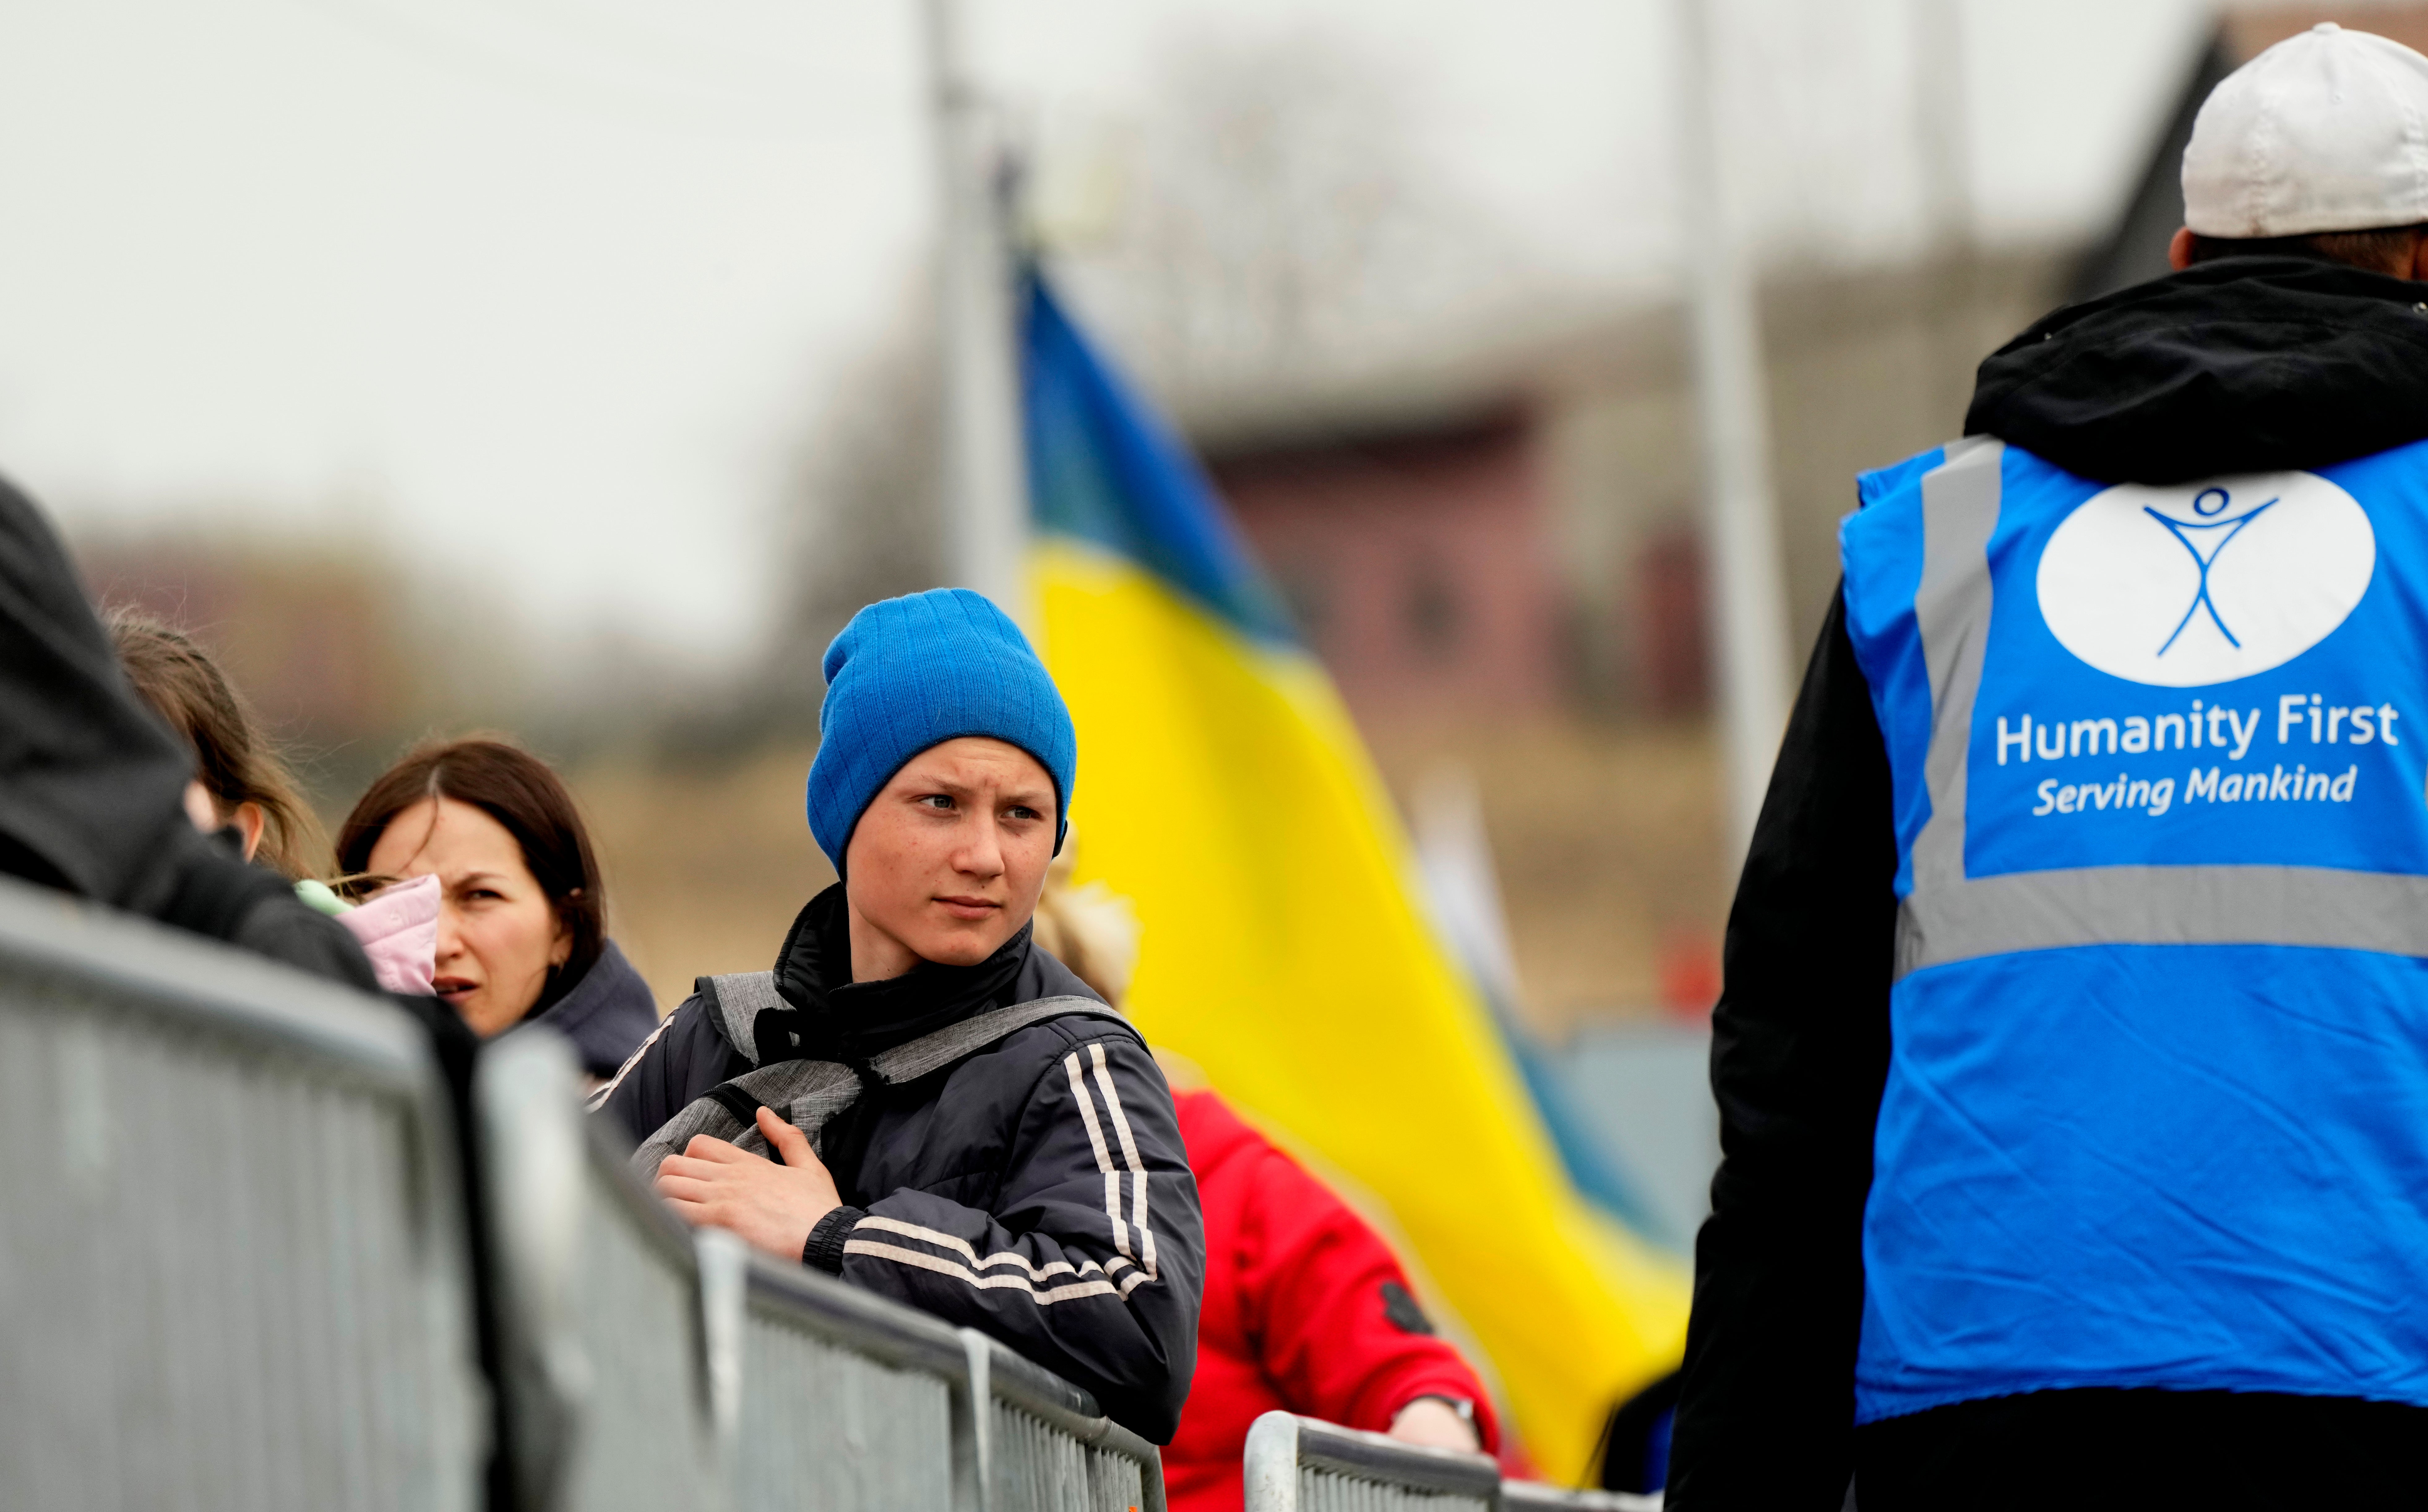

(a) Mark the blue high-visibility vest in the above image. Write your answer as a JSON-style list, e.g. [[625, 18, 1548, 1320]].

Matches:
[[1841, 436, 2428, 1424]]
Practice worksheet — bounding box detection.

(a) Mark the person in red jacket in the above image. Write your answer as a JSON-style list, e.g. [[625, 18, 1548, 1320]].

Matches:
[[1165, 1086, 1502, 1512]]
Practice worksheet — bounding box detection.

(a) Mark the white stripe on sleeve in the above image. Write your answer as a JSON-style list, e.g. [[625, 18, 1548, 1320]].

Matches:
[[586, 1008, 679, 1111], [851, 1214, 1107, 1281], [841, 1241, 1122, 1304], [1087, 1042, 1157, 1279], [1064, 1050, 1134, 1258]]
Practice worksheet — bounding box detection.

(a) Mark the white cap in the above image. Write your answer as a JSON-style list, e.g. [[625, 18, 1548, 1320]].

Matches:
[[2183, 23, 2428, 238]]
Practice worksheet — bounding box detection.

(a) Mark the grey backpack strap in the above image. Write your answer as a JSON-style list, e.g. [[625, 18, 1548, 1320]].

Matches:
[[698, 971, 782, 1067], [631, 1058, 862, 1178], [868, 996, 1130, 1086], [631, 994, 1126, 1180]]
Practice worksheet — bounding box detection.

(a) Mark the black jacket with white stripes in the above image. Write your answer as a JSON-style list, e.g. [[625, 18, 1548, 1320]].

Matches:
[[598, 885, 1203, 1443]]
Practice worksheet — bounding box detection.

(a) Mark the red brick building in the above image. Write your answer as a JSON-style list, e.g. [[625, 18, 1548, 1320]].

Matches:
[[1209, 415, 1565, 728]]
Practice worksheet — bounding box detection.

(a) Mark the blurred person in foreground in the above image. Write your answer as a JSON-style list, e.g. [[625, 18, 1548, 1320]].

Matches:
[[338, 737, 658, 1081], [0, 474, 373, 989], [596, 588, 1203, 1443], [1671, 26, 2428, 1511], [6, 486, 522, 1510], [1035, 855, 1498, 1509]]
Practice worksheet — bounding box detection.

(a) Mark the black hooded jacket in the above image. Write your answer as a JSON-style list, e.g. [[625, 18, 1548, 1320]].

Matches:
[[598, 884, 1203, 1443], [1666, 260, 2428, 1511], [0, 473, 375, 989]]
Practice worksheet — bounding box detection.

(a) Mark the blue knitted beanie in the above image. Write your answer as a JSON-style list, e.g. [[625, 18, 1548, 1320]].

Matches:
[[805, 588, 1077, 872]]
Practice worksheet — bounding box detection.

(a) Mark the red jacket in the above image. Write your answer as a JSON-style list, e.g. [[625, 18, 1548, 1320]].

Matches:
[[1164, 1090, 1500, 1512]]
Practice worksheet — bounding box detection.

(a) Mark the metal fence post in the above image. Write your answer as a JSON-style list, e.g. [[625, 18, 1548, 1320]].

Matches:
[[478, 1026, 726, 1512], [1242, 1411, 1659, 1512], [477, 1030, 593, 1512], [958, 1327, 998, 1512], [1242, 1412, 1303, 1512], [694, 1229, 748, 1485]]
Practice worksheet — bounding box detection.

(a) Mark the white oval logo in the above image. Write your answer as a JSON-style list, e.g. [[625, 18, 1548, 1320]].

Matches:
[[2034, 471, 2374, 687]]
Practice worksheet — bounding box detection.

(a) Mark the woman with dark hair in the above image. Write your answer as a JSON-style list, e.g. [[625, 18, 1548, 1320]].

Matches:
[[338, 737, 657, 1080]]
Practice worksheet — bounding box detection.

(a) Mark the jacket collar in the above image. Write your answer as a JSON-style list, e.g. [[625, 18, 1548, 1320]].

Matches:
[[538, 938, 651, 1030], [1966, 256, 2428, 485], [529, 939, 660, 1072], [762, 882, 1031, 1065]]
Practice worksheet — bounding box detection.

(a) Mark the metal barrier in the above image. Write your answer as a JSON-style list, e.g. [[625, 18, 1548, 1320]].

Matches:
[[0, 876, 484, 1512], [969, 1327, 1163, 1512], [0, 881, 1672, 1512], [1244, 1413, 1658, 1512], [1499, 1485, 1657, 1512], [479, 1028, 723, 1511], [0, 873, 1161, 1512], [478, 1027, 1167, 1512]]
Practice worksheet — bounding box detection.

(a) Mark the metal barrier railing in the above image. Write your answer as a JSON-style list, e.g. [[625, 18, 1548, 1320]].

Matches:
[[478, 1027, 1166, 1512], [0, 876, 484, 1512], [478, 1029, 724, 1511], [970, 1327, 1164, 1512], [1498, 1484, 1658, 1512], [1244, 1413, 1659, 1512], [0, 879, 1668, 1512]]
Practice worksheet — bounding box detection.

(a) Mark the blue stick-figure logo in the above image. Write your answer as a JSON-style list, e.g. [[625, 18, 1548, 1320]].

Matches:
[[2145, 486, 2277, 656], [2038, 470, 2372, 687]]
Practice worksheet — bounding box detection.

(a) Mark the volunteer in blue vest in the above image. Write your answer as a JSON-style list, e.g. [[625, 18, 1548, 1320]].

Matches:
[[1668, 25, 2428, 1511]]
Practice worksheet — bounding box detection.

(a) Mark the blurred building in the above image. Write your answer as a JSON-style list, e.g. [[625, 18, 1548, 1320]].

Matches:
[[2078, 2, 2428, 301], [1211, 413, 1565, 723], [1186, 246, 2068, 733], [77, 535, 421, 781]]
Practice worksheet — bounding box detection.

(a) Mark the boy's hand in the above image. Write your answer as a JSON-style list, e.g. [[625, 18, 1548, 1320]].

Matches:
[[653, 1106, 841, 1262]]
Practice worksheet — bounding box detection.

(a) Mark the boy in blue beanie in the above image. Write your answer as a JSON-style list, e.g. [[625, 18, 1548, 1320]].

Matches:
[[597, 589, 1203, 1444]]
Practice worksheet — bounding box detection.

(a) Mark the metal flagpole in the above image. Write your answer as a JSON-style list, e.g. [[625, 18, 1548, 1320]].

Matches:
[[1672, 0, 1793, 867], [1911, 0, 1972, 253], [1912, 0, 1979, 426], [923, 0, 1028, 617]]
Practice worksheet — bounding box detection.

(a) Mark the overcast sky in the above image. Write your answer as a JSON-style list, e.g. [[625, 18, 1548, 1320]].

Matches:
[[0, 0, 2213, 670]]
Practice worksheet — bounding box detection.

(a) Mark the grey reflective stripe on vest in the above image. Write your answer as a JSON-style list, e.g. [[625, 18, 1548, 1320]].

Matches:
[[631, 991, 1124, 1176], [1906, 437, 2005, 902], [1901, 862, 2428, 976], [1895, 436, 2428, 976]]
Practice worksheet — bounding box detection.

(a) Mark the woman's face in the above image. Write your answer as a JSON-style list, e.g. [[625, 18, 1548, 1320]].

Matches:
[[365, 797, 569, 1037]]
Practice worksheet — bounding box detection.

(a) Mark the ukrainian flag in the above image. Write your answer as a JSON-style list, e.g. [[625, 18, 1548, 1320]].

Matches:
[[1020, 271, 1689, 1482]]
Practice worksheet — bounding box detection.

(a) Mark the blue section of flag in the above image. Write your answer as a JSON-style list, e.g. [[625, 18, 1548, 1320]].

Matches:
[[1020, 271, 1298, 645]]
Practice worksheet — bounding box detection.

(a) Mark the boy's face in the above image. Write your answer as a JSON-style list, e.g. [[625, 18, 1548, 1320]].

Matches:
[[842, 737, 1058, 977]]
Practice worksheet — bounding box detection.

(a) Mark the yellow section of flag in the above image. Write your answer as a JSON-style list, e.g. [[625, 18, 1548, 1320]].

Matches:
[[1032, 537, 1690, 1482]]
